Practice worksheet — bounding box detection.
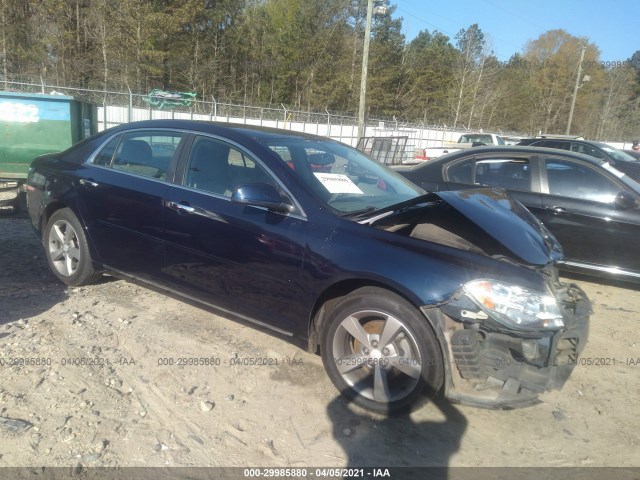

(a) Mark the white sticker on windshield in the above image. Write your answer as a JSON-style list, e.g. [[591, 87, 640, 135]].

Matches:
[[313, 173, 364, 194], [602, 162, 625, 178]]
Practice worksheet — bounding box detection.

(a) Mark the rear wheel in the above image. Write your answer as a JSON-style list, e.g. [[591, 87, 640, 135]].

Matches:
[[44, 208, 101, 286], [320, 287, 444, 414]]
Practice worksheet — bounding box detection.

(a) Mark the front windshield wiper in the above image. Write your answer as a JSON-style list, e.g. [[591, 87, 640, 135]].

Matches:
[[341, 193, 441, 221], [340, 206, 378, 219]]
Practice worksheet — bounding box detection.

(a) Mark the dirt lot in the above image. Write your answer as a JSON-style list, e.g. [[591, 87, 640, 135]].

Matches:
[[0, 211, 639, 470]]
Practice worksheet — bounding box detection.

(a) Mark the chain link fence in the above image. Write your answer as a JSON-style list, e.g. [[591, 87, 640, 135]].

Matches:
[[1, 74, 484, 164]]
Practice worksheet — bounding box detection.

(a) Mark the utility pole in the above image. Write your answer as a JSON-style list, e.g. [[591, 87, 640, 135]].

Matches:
[[357, 0, 374, 141], [566, 45, 586, 135]]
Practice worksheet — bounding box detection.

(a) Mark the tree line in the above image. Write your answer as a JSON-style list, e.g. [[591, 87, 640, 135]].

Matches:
[[1, 0, 639, 140]]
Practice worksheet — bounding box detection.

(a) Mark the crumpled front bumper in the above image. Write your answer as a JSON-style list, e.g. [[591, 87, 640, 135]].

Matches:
[[423, 282, 591, 409]]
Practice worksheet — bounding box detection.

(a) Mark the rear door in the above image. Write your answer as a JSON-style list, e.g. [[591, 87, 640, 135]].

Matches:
[[161, 134, 309, 334], [75, 129, 186, 279]]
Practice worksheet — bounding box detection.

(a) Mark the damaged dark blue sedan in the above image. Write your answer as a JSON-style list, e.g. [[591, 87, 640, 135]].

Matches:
[[26, 120, 590, 412]]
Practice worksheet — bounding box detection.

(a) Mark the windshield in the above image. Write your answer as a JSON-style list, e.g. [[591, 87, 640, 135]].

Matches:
[[259, 138, 423, 214], [599, 144, 639, 163]]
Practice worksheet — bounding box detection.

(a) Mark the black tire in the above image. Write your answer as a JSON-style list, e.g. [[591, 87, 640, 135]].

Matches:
[[44, 208, 101, 286], [320, 287, 444, 414], [12, 190, 26, 214]]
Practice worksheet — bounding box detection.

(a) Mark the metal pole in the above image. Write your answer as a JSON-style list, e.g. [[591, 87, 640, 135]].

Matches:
[[357, 0, 374, 141], [127, 85, 133, 123], [102, 100, 107, 132], [326, 108, 331, 137], [566, 45, 586, 135]]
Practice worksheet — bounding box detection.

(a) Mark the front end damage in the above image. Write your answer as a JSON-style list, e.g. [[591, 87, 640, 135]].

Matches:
[[368, 188, 591, 408], [425, 281, 590, 408]]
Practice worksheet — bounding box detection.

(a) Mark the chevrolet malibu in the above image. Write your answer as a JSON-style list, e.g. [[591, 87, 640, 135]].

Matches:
[[26, 120, 590, 412]]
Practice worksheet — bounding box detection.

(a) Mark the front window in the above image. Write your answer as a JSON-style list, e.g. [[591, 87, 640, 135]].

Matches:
[[260, 138, 423, 214], [544, 159, 621, 203], [570, 142, 606, 160], [599, 144, 639, 164], [184, 135, 277, 197]]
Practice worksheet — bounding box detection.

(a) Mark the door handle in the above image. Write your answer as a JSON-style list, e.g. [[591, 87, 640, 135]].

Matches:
[[545, 206, 567, 214], [79, 178, 99, 188], [166, 201, 195, 214]]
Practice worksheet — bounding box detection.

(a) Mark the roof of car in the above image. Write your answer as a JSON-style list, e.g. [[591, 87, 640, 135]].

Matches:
[[105, 119, 333, 142], [404, 145, 607, 171], [520, 137, 604, 146]]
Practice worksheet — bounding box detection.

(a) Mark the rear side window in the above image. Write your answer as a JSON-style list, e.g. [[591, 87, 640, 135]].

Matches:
[[93, 135, 121, 166], [475, 158, 531, 191], [446, 159, 474, 184], [111, 131, 184, 180]]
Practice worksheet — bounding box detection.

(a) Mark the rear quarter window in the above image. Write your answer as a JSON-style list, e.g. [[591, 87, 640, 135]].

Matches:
[[446, 160, 474, 184]]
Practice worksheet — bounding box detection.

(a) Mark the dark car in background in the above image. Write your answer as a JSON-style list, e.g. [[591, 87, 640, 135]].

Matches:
[[624, 149, 640, 160], [27, 121, 589, 412], [517, 137, 640, 181], [394, 146, 640, 283]]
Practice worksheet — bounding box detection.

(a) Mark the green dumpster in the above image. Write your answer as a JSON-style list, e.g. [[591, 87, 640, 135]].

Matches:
[[0, 91, 97, 211]]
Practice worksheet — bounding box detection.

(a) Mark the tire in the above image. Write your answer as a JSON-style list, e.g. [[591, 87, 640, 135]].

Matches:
[[12, 191, 26, 214], [320, 287, 444, 414], [44, 208, 101, 286]]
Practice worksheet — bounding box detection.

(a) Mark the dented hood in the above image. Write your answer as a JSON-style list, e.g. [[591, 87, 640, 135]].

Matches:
[[435, 188, 563, 266]]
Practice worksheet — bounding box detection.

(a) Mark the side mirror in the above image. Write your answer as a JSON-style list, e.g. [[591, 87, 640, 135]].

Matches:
[[231, 183, 294, 214], [615, 190, 637, 209]]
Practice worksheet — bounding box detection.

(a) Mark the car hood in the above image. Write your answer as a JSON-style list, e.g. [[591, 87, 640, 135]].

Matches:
[[434, 188, 563, 265], [366, 188, 563, 266]]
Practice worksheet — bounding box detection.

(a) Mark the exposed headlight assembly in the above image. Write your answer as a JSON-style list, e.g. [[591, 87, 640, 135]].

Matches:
[[464, 279, 563, 331]]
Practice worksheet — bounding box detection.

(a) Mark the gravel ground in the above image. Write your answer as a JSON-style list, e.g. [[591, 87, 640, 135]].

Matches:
[[0, 211, 639, 470]]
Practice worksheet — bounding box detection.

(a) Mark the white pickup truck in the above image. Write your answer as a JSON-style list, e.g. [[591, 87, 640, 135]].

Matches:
[[413, 133, 506, 162]]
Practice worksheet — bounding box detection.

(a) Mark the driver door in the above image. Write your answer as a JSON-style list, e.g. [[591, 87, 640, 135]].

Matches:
[[538, 156, 640, 272], [161, 134, 310, 334]]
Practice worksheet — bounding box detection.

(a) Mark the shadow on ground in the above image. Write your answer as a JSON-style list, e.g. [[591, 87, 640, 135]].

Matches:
[[0, 211, 68, 325], [327, 392, 467, 479]]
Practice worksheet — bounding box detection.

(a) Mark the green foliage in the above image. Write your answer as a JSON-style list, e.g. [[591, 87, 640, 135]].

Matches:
[[402, 30, 456, 124], [366, 5, 405, 117]]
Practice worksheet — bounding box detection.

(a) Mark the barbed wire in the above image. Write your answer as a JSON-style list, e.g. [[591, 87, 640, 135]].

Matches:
[[0, 72, 489, 133]]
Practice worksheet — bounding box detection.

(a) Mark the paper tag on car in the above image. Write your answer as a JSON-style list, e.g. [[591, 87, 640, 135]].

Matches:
[[314, 173, 364, 194], [602, 162, 625, 178]]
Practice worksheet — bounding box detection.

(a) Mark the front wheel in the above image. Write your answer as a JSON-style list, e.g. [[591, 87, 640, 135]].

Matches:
[[320, 287, 444, 414], [44, 208, 101, 286]]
